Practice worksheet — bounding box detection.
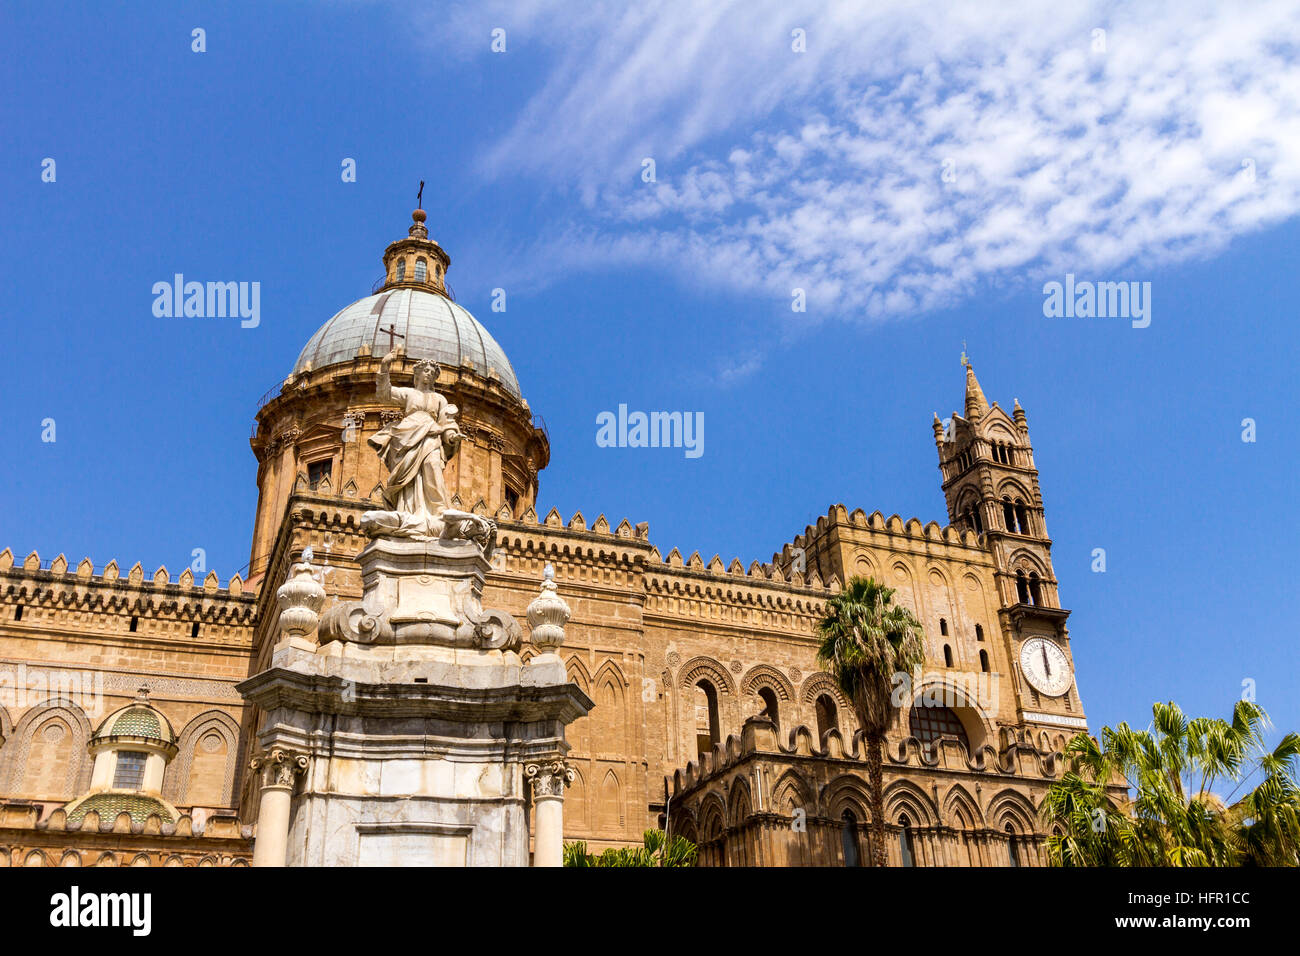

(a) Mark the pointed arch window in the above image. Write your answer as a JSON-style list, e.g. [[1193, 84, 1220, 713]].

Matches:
[[694, 680, 720, 759], [1015, 571, 1030, 604], [841, 810, 861, 867], [980, 649, 990, 673], [1028, 573, 1043, 606], [943, 644, 954, 667], [1002, 497, 1018, 532], [1015, 500, 1030, 535], [814, 694, 838, 741], [899, 814, 916, 867], [1006, 823, 1021, 867]]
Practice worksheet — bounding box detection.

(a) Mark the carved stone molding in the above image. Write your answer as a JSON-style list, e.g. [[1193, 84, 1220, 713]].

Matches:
[[249, 748, 308, 792], [524, 760, 575, 799]]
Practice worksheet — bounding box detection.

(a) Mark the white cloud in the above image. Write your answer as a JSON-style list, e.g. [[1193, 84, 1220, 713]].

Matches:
[[418, 0, 1300, 320]]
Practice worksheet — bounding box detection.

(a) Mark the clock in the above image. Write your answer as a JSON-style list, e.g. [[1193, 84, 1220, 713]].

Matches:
[[1019, 637, 1072, 697]]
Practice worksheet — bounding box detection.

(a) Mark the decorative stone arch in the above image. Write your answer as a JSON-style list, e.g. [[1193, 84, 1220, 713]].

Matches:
[[591, 660, 629, 755], [995, 476, 1034, 502], [673, 810, 699, 846], [727, 776, 753, 827], [4, 697, 94, 797], [678, 656, 734, 695], [907, 676, 996, 753], [884, 780, 939, 828], [800, 672, 855, 736], [852, 550, 878, 580], [164, 710, 243, 807], [565, 656, 591, 694], [563, 766, 588, 832], [942, 784, 984, 830], [770, 768, 814, 817], [822, 775, 872, 821], [596, 768, 623, 835], [987, 789, 1038, 835], [740, 664, 793, 702], [0, 704, 12, 782], [24, 849, 49, 867], [697, 790, 727, 841], [1006, 549, 1050, 578], [59, 850, 82, 867]]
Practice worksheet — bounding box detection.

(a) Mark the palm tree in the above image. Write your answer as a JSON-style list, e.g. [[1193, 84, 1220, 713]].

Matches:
[[816, 575, 925, 866], [1042, 699, 1300, 866]]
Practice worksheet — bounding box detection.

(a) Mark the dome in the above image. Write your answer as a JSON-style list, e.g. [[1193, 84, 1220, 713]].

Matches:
[[293, 288, 521, 399], [65, 792, 176, 826], [93, 702, 176, 746]]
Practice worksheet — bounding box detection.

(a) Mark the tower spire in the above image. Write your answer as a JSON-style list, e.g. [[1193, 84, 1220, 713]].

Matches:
[[964, 361, 988, 421]]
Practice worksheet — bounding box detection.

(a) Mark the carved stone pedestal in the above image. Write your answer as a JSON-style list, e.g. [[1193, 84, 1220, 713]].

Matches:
[[237, 645, 589, 867]]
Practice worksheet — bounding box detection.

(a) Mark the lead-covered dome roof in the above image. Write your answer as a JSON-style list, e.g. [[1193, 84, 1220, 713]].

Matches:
[[292, 288, 520, 399]]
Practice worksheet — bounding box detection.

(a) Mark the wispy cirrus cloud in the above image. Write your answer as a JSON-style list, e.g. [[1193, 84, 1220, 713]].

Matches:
[[419, 0, 1300, 323]]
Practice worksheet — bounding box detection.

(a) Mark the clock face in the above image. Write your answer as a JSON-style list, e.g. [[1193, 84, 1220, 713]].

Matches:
[[1019, 637, 1072, 697]]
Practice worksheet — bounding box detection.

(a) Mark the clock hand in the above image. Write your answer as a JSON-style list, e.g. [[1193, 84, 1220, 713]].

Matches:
[[1041, 644, 1050, 676]]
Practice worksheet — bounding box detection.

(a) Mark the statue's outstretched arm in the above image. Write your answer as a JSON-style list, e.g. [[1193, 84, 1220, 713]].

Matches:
[[377, 349, 398, 404]]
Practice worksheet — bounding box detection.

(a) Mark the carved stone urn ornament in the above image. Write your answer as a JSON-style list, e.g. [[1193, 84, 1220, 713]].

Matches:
[[276, 550, 327, 638], [525, 563, 570, 653]]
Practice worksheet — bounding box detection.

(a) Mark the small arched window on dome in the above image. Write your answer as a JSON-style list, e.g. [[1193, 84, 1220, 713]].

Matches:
[[414, 258, 428, 282], [394, 258, 406, 281]]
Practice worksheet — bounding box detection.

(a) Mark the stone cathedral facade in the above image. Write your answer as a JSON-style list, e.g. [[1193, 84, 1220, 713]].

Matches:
[[0, 209, 1090, 867]]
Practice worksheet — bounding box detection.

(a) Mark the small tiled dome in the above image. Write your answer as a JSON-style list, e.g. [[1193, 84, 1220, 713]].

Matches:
[[93, 702, 176, 746], [65, 792, 175, 826]]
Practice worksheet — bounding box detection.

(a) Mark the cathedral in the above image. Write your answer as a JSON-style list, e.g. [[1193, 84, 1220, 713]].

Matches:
[[0, 207, 1090, 867]]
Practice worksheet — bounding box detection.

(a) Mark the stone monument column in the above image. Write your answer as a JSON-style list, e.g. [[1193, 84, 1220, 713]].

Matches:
[[236, 361, 591, 867], [250, 749, 308, 867], [526, 760, 574, 867]]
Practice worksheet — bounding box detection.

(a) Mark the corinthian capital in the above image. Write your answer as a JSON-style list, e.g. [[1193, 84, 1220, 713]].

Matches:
[[524, 760, 575, 798], [250, 748, 309, 791]]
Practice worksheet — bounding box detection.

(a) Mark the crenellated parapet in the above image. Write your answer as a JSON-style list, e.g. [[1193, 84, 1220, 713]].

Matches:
[[0, 548, 257, 646]]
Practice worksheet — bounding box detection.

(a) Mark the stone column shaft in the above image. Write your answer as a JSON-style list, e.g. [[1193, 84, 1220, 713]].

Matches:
[[526, 760, 574, 867], [250, 749, 308, 868]]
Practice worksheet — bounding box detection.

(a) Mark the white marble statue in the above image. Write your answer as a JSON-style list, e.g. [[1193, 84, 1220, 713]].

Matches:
[[360, 350, 494, 552]]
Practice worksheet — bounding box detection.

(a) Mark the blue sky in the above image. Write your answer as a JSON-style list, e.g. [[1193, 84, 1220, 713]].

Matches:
[[1, 1, 1297, 744]]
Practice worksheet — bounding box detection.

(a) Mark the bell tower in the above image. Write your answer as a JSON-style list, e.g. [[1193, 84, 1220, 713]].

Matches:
[[932, 361, 1084, 727]]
